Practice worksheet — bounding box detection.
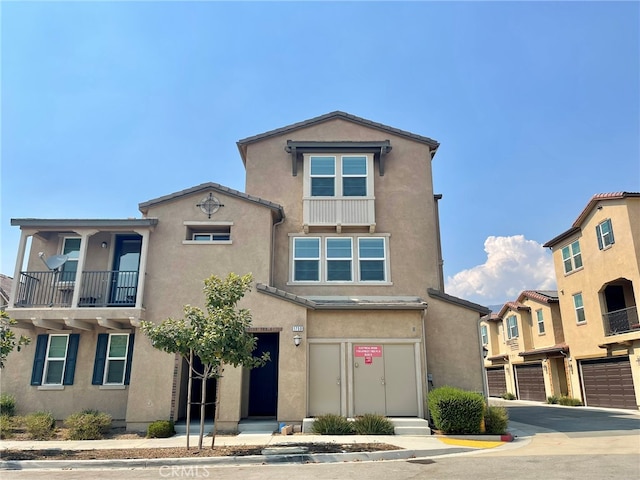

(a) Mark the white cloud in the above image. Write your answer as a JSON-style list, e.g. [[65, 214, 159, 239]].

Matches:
[[445, 235, 556, 307]]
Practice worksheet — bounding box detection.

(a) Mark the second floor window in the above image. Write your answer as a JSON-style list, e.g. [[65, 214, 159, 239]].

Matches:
[[573, 293, 586, 323], [481, 325, 488, 345], [536, 309, 545, 334], [292, 236, 388, 283], [506, 315, 519, 340], [561, 240, 582, 274], [596, 219, 615, 250]]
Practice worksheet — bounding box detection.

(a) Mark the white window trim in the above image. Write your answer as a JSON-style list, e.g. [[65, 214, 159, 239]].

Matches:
[[573, 293, 586, 324], [182, 221, 233, 245], [481, 325, 488, 345], [325, 237, 353, 283], [561, 240, 583, 275], [506, 315, 519, 340], [289, 234, 391, 285], [536, 309, 545, 335], [357, 237, 387, 282], [103, 333, 130, 386], [43, 334, 69, 386], [303, 154, 375, 199], [292, 237, 321, 283]]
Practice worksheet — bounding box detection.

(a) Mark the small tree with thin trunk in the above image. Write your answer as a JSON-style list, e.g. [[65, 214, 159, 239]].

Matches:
[[141, 273, 268, 449], [1, 310, 31, 369]]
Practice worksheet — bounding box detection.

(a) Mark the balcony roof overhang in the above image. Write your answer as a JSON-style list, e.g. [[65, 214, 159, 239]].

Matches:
[[11, 218, 158, 229], [518, 343, 569, 358], [285, 140, 392, 176]]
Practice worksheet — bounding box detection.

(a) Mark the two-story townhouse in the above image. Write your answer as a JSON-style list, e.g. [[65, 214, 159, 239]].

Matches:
[[2, 112, 490, 432], [544, 192, 640, 410], [482, 290, 568, 401]]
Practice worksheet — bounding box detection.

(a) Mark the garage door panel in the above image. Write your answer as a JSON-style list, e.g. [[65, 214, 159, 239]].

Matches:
[[581, 358, 636, 410], [516, 364, 546, 402], [486, 368, 507, 397]]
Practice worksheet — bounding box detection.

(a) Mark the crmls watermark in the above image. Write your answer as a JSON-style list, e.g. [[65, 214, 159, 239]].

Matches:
[[159, 465, 211, 478]]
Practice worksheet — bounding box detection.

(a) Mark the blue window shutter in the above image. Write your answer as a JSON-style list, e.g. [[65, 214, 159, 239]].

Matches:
[[596, 224, 603, 250], [30, 335, 48, 386], [63, 334, 80, 385], [608, 220, 615, 245], [92, 334, 109, 385], [124, 334, 135, 385]]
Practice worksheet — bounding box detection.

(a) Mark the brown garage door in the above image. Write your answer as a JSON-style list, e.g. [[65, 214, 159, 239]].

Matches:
[[486, 368, 507, 397], [580, 357, 637, 410], [515, 364, 546, 402]]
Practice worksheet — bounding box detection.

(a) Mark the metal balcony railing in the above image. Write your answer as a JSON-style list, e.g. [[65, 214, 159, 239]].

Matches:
[[603, 306, 639, 335], [14, 270, 139, 308]]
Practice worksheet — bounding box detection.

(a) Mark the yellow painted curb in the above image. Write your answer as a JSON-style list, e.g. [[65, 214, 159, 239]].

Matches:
[[437, 438, 504, 449]]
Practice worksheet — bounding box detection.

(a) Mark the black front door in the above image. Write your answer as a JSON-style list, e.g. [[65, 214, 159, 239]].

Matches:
[[109, 235, 141, 305], [248, 333, 279, 417], [189, 355, 216, 420]]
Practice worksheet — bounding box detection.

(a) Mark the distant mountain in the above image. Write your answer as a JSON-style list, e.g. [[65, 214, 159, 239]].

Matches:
[[486, 304, 504, 313]]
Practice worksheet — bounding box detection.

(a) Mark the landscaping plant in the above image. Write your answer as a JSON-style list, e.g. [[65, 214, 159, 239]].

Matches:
[[484, 405, 509, 434], [25, 411, 56, 440], [310, 414, 354, 435], [0, 393, 16, 416], [352, 413, 395, 435], [65, 409, 112, 440], [428, 386, 485, 434], [147, 420, 176, 438]]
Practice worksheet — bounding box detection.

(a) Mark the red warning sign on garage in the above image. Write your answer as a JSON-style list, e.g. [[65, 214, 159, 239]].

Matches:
[[354, 345, 382, 357]]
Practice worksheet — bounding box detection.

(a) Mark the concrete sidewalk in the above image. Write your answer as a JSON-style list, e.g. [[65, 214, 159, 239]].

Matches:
[[0, 432, 512, 470]]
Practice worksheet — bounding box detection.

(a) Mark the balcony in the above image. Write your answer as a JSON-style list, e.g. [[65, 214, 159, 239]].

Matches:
[[14, 270, 139, 308], [303, 197, 375, 232], [603, 306, 639, 336]]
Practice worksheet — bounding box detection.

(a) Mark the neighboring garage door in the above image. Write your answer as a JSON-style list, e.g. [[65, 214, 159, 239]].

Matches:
[[486, 368, 507, 397], [580, 357, 637, 410], [515, 364, 546, 402]]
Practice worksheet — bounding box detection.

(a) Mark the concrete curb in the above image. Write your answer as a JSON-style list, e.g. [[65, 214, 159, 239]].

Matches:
[[435, 433, 514, 442], [0, 447, 476, 470]]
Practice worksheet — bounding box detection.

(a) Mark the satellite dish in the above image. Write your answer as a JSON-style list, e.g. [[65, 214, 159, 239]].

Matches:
[[38, 253, 68, 271]]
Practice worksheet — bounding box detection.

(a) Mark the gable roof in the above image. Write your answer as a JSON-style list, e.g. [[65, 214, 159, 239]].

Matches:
[[518, 290, 559, 304], [236, 111, 440, 164], [138, 182, 284, 221], [427, 288, 491, 315], [544, 192, 640, 248]]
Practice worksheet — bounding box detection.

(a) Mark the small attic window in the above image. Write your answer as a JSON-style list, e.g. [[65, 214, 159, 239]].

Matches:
[[183, 222, 232, 245]]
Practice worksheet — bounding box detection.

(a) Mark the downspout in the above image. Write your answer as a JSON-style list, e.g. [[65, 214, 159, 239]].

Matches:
[[421, 306, 429, 421], [433, 194, 444, 291]]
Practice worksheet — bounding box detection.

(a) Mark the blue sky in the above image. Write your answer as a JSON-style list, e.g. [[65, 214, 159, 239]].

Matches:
[[2, 1, 638, 306]]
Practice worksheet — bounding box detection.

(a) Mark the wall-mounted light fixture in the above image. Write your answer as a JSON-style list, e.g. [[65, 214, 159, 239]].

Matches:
[[101, 242, 108, 249], [293, 335, 302, 347]]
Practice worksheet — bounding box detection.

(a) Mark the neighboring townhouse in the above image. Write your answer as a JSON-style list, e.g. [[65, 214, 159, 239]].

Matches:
[[481, 291, 568, 402], [0, 274, 12, 308], [543, 192, 640, 410], [2, 111, 490, 432]]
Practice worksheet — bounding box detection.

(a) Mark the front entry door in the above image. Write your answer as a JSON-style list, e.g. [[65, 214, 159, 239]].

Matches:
[[248, 333, 279, 417], [109, 235, 141, 306]]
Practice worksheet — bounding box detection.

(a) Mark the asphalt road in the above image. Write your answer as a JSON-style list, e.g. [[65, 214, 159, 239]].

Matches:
[[504, 403, 640, 437]]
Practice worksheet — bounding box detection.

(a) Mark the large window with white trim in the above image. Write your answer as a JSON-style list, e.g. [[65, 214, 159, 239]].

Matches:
[[573, 293, 586, 324], [561, 240, 582, 274], [292, 235, 389, 284]]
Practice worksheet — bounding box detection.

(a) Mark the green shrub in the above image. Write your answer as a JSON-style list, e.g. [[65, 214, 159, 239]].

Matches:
[[65, 410, 112, 440], [557, 396, 582, 406], [0, 394, 16, 416], [428, 386, 485, 434], [352, 414, 395, 435], [547, 395, 558, 404], [311, 414, 354, 435], [25, 411, 56, 440], [0, 414, 13, 439], [484, 405, 509, 434], [501, 392, 517, 400], [147, 420, 176, 438]]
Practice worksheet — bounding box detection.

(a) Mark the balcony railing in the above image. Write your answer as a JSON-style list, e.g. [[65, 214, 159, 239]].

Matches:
[[303, 197, 375, 227], [603, 306, 639, 335], [14, 270, 139, 308]]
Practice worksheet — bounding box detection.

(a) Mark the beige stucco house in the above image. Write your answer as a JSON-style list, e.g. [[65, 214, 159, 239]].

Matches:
[[543, 192, 640, 410], [2, 112, 490, 431], [481, 290, 568, 402]]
